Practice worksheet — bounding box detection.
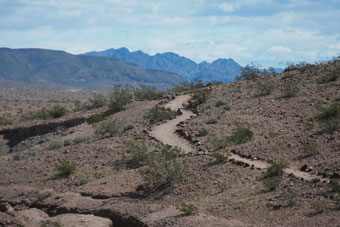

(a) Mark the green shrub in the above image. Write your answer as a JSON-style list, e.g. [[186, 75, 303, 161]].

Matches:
[[79, 178, 91, 186], [109, 86, 133, 112], [176, 202, 199, 216], [284, 61, 313, 73], [256, 81, 273, 96], [73, 137, 86, 144], [327, 180, 340, 193], [124, 123, 135, 131], [57, 159, 76, 177], [210, 150, 229, 163], [282, 84, 299, 98], [139, 147, 185, 190], [215, 99, 229, 107], [197, 128, 208, 137], [95, 119, 120, 136], [46, 141, 64, 150], [40, 220, 63, 227], [37, 188, 56, 201], [235, 64, 272, 81], [316, 102, 340, 132], [144, 106, 177, 124], [134, 85, 164, 100], [207, 118, 218, 124], [126, 140, 151, 168], [193, 89, 211, 105], [48, 105, 68, 118], [310, 200, 328, 216], [87, 114, 104, 124], [63, 139, 73, 147], [170, 80, 205, 93], [263, 176, 280, 192], [264, 161, 288, 178], [207, 136, 227, 151], [87, 93, 107, 109], [226, 123, 254, 145], [0, 116, 10, 126], [298, 143, 318, 160]]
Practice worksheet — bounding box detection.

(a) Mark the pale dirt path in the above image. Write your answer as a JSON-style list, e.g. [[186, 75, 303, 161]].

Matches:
[[150, 94, 328, 182], [150, 94, 195, 153]]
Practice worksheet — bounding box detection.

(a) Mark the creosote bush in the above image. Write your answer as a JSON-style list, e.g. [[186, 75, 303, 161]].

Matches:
[[215, 99, 229, 107], [40, 220, 63, 227], [144, 106, 177, 124], [236, 63, 275, 81], [256, 81, 273, 96], [170, 80, 205, 93], [226, 123, 254, 145], [125, 140, 150, 168], [95, 119, 120, 136], [109, 86, 133, 113], [192, 89, 211, 105], [264, 161, 288, 178], [87, 114, 104, 124], [46, 141, 64, 150], [316, 102, 340, 132], [282, 84, 299, 98], [57, 160, 76, 177], [298, 143, 318, 160], [197, 127, 208, 137], [0, 116, 10, 126], [176, 202, 199, 216], [124, 123, 135, 131], [207, 118, 218, 124], [210, 150, 229, 164], [48, 105, 68, 118], [86, 93, 107, 109], [134, 85, 164, 100]]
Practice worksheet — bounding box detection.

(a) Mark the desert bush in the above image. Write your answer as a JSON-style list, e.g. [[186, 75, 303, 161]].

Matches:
[[57, 159, 76, 177], [63, 139, 73, 147], [263, 176, 281, 192], [207, 136, 228, 151], [134, 85, 164, 100], [171, 80, 205, 93], [282, 84, 299, 98], [87, 93, 107, 109], [316, 102, 340, 132], [210, 150, 229, 164], [125, 140, 151, 168], [176, 202, 199, 216], [40, 220, 63, 227], [139, 147, 185, 190], [197, 127, 208, 137], [73, 137, 86, 144], [95, 119, 120, 136], [0, 116, 10, 126], [192, 89, 211, 105], [264, 161, 288, 178], [46, 141, 64, 150], [327, 180, 340, 194], [318, 68, 339, 83], [226, 123, 254, 145], [207, 118, 218, 124], [48, 105, 68, 118], [144, 106, 177, 124], [236, 64, 272, 81], [309, 200, 328, 216], [215, 99, 229, 107], [256, 81, 273, 96], [297, 143, 318, 160], [109, 86, 133, 112], [87, 114, 104, 124], [284, 61, 313, 73], [37, 188, 56, 201], [124, 123, 135, 131], [79, 178, 91, 186]]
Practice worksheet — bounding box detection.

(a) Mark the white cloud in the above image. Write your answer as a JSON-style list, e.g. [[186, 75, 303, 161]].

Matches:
[[268, 46, 292, 54], [218, 3, 238, 12]]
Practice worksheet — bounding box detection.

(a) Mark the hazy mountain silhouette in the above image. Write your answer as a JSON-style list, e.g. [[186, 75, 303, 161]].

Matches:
[[84, 48, 243, 82], [0, 48, 185, 90]]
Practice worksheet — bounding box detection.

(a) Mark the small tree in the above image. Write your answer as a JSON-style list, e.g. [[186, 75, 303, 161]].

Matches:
[[109, 86, 133, 112]]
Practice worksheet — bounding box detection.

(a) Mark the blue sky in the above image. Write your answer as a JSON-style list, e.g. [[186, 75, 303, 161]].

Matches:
[[1, 0, 340, 67]]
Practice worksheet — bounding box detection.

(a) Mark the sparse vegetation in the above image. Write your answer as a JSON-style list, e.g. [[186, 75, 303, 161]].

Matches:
[[210, 150, 229, 164], [298, 143, 319, 160], [63, 139, 73, 147], [134, 85, 164, 100], [176, 202, 199, 216], [144, 106, 177, 124], [192, 89, 211, 105], [207, 136, 228, 151], [170, 80, 205, 93], [206, 118, 218, 124], [37, 188, 56, 201], [264, 161, 288, 178], [48, 105, 68, 118], [215, 99, 229, 107], [235, 63, 273, 81], [46, 141, 64, 150], [197, 127, 208, 137], [124, 122, 135, 131], [309, 200, 328, 216], [316, 102, 340, 133], [282, 84, 299, 98], [284, 61, 313, 73], [125, 140, 150, 168], [86, 93, 107, 109], [95, 119, 120, 136], [79, 178, 91, 186], [87, 114, 104, 124], [255, 81, 273, 96], [57, 159, 76, 177], [226, 123, 254, 145], [109, 86, 133, 112], [40, 220, 63, 227], [0, 116, 10, 126]]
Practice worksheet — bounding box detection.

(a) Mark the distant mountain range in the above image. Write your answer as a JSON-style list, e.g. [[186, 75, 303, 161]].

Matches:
[[84, 48, 243, 82], [0, 48, 185, 90]]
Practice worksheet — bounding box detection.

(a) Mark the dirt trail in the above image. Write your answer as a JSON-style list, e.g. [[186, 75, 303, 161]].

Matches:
[[150, 94, 195, 153], [150, 94, 328, 182]]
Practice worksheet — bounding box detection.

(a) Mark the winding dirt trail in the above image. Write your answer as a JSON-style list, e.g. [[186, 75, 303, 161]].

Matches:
[[150, 94, 328, 182]]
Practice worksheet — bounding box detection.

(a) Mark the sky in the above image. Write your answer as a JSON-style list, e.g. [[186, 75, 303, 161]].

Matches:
[[1, 0, 340, 67]]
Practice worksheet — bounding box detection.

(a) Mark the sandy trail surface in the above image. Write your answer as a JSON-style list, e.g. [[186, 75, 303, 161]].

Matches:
[[150, 94, 328, 182]]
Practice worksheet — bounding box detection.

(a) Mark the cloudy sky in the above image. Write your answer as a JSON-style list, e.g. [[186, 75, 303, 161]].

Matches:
[[1, 0, 340, 67]]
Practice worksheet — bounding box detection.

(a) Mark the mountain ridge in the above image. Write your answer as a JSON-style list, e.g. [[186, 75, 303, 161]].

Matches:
[[0, 48, 185, 90], [84, 48, 243, 82]]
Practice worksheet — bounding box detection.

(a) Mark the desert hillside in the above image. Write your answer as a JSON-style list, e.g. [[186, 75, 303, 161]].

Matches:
[[0, 59, 339, 226]]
